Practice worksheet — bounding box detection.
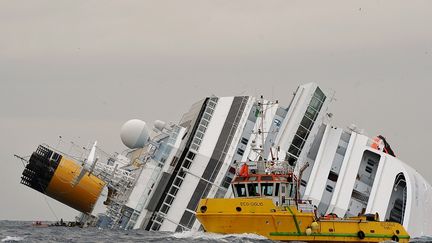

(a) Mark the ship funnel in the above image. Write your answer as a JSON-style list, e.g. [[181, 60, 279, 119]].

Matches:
[[21, 145, 105, 214], [120, 119, 150, 149]]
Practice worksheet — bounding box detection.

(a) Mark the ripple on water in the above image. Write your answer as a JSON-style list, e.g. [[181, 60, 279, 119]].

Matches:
[[0, 221, 431, 243]]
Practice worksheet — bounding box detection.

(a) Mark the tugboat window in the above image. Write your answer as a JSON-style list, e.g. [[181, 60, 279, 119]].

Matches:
[[275, 183, 280, 196], [235, 184, 247, 197], [247, 183, 260, 196], [287, 183, 295, 197], [261, 183, 274, 196]]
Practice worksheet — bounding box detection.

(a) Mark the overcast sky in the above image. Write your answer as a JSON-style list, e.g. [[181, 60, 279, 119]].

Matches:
[[1, 0, 431, 220]]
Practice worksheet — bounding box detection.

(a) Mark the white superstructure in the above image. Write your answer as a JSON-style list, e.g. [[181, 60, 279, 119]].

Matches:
[[90, 83, 431, 237]]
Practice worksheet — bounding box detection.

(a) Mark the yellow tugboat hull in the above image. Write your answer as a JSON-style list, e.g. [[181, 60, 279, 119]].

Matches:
[[196, 198, 409, 242]]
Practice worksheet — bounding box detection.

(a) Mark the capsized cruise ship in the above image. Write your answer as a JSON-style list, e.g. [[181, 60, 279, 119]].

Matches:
[[19, 83, 432, 237]]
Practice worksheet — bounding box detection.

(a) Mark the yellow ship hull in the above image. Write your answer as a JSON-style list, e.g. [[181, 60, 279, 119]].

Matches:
[[196, 198, 409, 242]]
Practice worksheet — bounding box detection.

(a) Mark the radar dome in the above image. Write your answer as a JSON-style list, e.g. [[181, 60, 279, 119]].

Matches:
[[154, 120, 166, 132], [120, 119, 150, 149]]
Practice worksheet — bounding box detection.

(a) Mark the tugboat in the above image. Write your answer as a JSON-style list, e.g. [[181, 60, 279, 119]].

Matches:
[[196, 159, 410, 242]]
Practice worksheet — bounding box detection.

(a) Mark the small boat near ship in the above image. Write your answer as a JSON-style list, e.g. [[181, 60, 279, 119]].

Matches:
[[32, 221, 49, 227], [196, 162, 410, 242], [31, 219, 83, 228]]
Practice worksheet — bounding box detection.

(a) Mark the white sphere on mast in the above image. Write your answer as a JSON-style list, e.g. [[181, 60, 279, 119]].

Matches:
[[154, 120, 166, 132], [120, 119, 150, 149]]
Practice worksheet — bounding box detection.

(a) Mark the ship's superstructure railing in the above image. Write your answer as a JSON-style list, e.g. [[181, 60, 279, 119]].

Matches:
[[125, 125, 182, 230], [102, 164, 140, 229], [237, 159, 295, 175], [104, 142, 161, 229]]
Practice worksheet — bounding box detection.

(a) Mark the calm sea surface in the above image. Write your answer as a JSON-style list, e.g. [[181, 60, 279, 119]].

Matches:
[[0, 221, 430, 243]]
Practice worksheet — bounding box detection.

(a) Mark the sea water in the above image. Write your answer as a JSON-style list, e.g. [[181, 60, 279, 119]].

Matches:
[[0, 221, 430, 242]]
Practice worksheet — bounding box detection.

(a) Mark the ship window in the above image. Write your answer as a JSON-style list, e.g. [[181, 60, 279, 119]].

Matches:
[[292, 135, 305, 149], [296, 126, 310, 140], [310, 96, 323, 111], [174, 177, 183, 187], [201, 119, 209, 127], [235, 184, 247, 197], [275, 183, 280, 196], [326, 185, 333, 192], [169, 187, 179, 196], [193, 137, 201, 146], [237, 148, 245, 156], [198, 124, 206, 133], [190, 144, 199, 151], [314, 87, 326, 102], [196, 131, 204, 139], [183, 160, 192, 169], [166, 195, 175, 205], [161, 204, 170, 214], [205, 107, 214, 115], [305, 106, 318, 121], [248, 176, 257, 181], [229, 166, 236, 174], [261, 183, 274, 196], [367, 159, 375, 167], [151, 223, 161, 231], [203, 113, 211, 121], [300, 116, 314, 130], [365, 166, 373, 173], [328, 171, 338, 182], [186, 151, 196, 160], [281, 184, 286, 194], [178, 169, 186, 178], [247, 183, 260, 197], [208, 101, 216, 108], [301, 179, 307, 187], [288, 145, 300, 157], [261, 176, 273, 181], [241, 137, 249, 145], [222, 177, 232, 188]]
